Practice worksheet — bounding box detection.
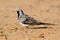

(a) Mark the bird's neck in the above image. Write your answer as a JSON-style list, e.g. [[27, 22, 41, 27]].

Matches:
[[19, 11, 23, 17]]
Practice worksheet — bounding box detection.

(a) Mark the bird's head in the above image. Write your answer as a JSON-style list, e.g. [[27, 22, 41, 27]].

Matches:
[[17, 8, 24, 18]]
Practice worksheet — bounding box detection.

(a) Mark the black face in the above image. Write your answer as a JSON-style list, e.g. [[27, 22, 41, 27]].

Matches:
[[17, 9, 24, 19], [17, 11, 20, 18]]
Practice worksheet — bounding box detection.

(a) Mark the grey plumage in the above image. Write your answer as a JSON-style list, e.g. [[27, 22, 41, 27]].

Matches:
[[17, 8, 55, 27]]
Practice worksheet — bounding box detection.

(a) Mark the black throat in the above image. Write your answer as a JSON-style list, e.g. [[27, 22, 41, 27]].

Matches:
[[17, 11, 20, 18]]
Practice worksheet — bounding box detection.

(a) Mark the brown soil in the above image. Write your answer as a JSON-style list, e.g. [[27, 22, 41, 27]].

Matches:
[[0, 0, 60, 40]]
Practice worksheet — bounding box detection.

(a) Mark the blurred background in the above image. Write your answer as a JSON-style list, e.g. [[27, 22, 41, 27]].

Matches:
[[0, 0, 60, 40]]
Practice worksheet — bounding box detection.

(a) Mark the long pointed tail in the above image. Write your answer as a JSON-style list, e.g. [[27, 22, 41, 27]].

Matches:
[[37, 22, 56, 25]]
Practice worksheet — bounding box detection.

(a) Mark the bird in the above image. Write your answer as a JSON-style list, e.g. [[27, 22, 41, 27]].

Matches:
[[17, 8, 55, 28]]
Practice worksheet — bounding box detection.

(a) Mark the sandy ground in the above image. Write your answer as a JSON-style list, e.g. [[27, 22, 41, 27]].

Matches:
[[0, 0, 60, 40]]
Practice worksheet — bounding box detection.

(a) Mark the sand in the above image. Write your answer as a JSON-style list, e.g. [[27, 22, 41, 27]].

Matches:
[[0, 0, 60, 40]]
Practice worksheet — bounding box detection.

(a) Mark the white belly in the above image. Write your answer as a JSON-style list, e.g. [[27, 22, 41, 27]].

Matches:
[[19, 21, 29, 27]]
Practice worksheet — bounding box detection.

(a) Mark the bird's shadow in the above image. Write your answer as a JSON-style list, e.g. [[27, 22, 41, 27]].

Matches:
[[28, 27, 49, 29]]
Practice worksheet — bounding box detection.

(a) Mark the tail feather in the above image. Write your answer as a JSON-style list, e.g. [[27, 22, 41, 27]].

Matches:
[[37, 22, 55, 25]]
